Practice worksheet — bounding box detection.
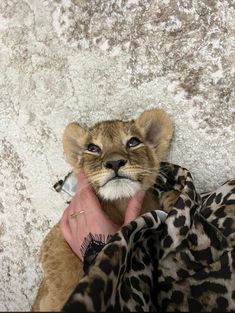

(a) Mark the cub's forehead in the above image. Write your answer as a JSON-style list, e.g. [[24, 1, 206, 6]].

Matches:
[[89, 120, 137, 141]]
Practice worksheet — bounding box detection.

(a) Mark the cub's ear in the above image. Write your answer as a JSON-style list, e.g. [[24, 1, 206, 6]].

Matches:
[[135, 109, 173, 159], [63, 123, 88, 167]]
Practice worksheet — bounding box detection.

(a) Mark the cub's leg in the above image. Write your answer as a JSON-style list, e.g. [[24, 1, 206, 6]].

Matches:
[[32, 223, 83, 311], [32, 280, 48, 311]]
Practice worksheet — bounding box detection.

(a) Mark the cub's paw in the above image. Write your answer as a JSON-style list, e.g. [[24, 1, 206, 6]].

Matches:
[[160, 190, 181, 213]]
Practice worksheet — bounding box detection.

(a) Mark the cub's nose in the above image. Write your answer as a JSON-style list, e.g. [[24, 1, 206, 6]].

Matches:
[[104, 159, 127, 174]]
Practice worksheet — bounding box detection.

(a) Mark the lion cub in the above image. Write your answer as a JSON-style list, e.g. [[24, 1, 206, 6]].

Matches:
[[32, 109, 176, 311]]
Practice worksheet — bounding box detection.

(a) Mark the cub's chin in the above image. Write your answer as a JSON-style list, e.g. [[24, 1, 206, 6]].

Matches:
[[98, 178, 141, 201]]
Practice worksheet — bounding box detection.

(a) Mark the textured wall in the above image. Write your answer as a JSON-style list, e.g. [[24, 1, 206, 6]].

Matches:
[[0, 0, 234, 310]]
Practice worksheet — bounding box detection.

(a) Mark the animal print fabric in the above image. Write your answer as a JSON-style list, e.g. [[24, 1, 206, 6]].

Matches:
[[62, 163, 235, 312]]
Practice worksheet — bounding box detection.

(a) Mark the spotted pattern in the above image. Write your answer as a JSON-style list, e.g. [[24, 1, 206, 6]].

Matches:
[[63, 163, 235, 312]]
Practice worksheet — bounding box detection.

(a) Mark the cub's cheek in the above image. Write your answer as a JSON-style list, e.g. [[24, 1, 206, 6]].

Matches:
[[88, 175, 110, 193], [142, 174, 157, 189]]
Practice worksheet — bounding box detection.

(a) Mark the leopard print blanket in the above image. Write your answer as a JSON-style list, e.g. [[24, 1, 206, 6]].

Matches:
[[62, 163, 235, 312]]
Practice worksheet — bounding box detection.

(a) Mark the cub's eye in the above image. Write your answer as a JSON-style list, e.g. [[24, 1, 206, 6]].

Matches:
[[87, 144, 101, 154], [126, 137, 142, 148]]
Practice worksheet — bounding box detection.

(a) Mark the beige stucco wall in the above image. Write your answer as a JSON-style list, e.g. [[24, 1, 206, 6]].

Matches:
[[0, 0, 234, 310]]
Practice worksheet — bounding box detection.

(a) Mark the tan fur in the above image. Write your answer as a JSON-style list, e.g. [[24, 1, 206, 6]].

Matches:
[[32, 109, 178, 311]]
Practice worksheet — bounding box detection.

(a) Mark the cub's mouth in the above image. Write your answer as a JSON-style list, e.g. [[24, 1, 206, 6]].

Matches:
[[102, 174, 139, 186], [98, 174, 142, 201]]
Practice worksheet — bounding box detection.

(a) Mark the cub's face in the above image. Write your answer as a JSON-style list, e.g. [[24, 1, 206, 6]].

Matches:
[[63, 109, 173, 201]]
